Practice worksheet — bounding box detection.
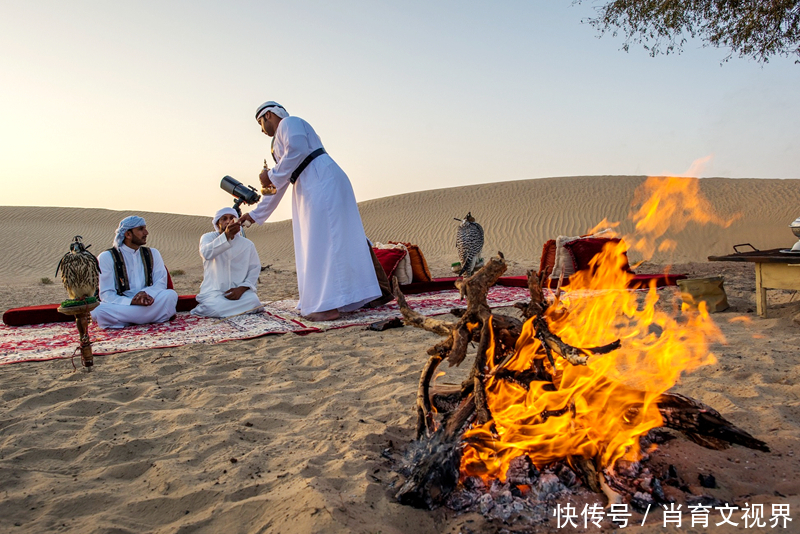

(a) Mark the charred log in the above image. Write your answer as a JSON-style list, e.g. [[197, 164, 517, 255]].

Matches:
[[395, 395, 476, 509], [655, 392, 770, 452]]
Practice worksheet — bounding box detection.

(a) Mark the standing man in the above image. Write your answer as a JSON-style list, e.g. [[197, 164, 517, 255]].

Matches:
[[191, 207, 263, 318], [239, 101, 389, 321], [91, 216, 178, 329]]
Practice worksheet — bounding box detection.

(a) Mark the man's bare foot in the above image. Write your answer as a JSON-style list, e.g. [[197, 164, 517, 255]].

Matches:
[[305, 309, 340, 322]]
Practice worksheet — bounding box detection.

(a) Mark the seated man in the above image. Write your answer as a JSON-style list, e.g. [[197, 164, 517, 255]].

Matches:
[[191, 208, 262, 318], [92, 216, 178, 329]]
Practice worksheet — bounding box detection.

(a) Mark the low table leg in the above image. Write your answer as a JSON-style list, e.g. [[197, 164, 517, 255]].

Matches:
[[755, 262, 767, 318]]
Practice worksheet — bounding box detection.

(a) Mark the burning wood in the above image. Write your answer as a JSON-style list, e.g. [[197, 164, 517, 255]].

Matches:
[[391, 254, 768, 512]]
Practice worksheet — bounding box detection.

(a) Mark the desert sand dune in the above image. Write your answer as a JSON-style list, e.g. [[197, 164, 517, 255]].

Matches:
[[4, 176, 800, 291]]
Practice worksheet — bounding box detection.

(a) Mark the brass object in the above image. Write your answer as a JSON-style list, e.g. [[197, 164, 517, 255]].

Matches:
[[261, 159, 277, 196]]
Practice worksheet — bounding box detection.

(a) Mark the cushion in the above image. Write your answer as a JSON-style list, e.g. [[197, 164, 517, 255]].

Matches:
[[550, 235, 579, 279], [563, 237, 632, 273], [373, 243, 412, 285], [399, 277, 459, 294], [2, 295, 198, 326], [372, 247, 407, 280], [389, 242, 432, 282], [538, 239, 557, 278], [548, 228, 617, 279]]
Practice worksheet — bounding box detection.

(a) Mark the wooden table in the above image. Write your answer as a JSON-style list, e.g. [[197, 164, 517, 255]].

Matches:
[[708, 248, 800, 318]]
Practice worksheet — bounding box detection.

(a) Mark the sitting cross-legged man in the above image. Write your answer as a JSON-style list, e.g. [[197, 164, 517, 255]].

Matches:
[[191, 208, 262, 318], [91, 216, 179, 329]]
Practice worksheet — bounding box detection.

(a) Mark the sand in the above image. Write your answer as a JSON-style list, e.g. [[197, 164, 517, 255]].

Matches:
[[2, 175, 800, 533]]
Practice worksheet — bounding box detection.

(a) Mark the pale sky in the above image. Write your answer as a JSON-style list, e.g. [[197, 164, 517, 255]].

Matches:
[[2, 0, 798, 222]]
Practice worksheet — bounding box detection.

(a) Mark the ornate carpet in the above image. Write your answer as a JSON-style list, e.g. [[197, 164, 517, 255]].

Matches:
[[0, 286, 533, 366]]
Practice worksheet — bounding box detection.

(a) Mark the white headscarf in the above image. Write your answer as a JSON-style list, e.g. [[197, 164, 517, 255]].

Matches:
[[255, 101, 289, 121], [113, 216, 146, 248], [213, 207, 238, 232]]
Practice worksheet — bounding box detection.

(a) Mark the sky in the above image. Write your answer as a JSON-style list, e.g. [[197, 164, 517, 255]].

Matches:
[[1, 0, 798, 222]]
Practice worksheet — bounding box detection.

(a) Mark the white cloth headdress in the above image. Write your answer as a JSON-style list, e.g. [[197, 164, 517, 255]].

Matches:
[[113, 216, 146, 248], [213, 207, 238, 232], [255, 101, 289, 121]]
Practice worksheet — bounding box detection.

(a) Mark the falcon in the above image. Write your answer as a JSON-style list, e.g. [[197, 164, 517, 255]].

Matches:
[[55, 236, 100, 301], [455, 212, 484, 277]]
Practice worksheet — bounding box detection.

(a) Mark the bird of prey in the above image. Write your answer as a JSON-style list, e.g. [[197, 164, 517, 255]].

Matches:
[[55, 236, 100, 301], [454, 212, 484, 276]]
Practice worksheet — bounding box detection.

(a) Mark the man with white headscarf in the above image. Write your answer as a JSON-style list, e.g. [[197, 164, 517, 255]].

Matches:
[[191, 207, 262, 318], [91, 216, 178, 329], [239, 101, 390, 322]]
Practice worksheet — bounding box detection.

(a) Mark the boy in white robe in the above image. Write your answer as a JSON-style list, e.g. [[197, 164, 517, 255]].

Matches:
[[240, 101, 385, 322], [91, 216, 179, 329], [191, 208, 262, 318]]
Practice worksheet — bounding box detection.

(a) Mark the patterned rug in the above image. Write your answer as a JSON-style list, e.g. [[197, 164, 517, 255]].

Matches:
[[0, 286, 533, 366], [0, 311, 314, 366], [271, 284, 534, 330]]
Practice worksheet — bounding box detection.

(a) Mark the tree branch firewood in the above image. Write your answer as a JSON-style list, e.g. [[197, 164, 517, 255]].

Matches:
[[392, 257, 769, 510]]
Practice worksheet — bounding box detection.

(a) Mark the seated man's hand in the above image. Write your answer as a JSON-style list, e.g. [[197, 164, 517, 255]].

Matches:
[[131, 291, 154, 306], [224, 220, 241, 240], [224, 286, 249, 301]]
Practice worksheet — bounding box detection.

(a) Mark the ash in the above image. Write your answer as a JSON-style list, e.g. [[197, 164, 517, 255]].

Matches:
[[444, 459, 581, 527], [389, 429, 726, 530]]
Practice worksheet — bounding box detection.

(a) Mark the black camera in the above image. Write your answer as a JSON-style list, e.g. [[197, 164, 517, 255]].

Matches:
[[220, 175, 261, 216]]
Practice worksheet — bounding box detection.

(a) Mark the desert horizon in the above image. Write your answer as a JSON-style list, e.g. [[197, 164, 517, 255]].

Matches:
[[4, 175, 800, 298]]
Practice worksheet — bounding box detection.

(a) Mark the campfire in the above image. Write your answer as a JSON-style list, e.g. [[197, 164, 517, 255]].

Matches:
[[390, 177, 768, 516]]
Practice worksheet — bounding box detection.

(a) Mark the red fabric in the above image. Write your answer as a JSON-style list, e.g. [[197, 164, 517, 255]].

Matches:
[[563, 237, 632, 273], [372, 247, 407, 280], [538, 240, 557, 278], [536, 273, 687, 289], [399, 277, 458, 294], [2, 304, 73, 326], [3, 295, 198, 327]]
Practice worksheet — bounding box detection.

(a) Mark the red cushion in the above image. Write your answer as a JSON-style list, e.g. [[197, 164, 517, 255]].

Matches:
[[539, 273, 686, 289], [389, 241, 432, 282], [399, 277, 458, 294], [3, 295, 198, 326], [563, 238, 632, 273], [372, 247, 407, 280], [538, 239, 557, 277], [2, 304, 73, 326]]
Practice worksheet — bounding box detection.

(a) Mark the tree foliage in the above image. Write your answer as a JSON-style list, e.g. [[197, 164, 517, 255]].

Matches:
[[575, 1, 800, 63]]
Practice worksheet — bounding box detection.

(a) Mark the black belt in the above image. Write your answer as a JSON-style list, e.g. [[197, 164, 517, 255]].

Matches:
[[290, 148, 326, 184]]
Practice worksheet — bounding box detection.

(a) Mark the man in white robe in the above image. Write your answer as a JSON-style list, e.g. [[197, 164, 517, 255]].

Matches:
[[191, 207, 262, 318], [240, 101, 387, 321], [91, 216, 178, 329]]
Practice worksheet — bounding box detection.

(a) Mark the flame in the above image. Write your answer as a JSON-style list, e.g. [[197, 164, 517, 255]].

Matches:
[[461, 174, 731, 482], [629, 175, 738, 259]]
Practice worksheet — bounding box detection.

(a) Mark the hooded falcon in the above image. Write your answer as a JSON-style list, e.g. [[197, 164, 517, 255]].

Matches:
[[55, 236, 100, 301], [454, 212, 484, 277]]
